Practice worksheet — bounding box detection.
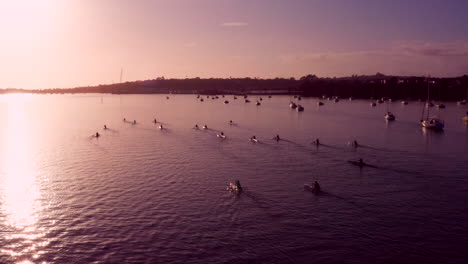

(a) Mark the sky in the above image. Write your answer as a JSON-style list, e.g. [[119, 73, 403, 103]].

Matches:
[[0, 0, 467, 89]]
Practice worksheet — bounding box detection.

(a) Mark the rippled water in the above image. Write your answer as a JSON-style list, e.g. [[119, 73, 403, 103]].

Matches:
[[0, 94, 467, 264]]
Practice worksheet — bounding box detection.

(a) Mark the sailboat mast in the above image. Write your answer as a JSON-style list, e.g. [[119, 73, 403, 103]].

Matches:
[[426, 79, 431, 120], [420, 78, 428, 121]]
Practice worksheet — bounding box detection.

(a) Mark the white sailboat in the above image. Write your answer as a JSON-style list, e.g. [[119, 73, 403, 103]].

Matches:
[[384, 99, 395, 121], [421, 78, 444, 130]]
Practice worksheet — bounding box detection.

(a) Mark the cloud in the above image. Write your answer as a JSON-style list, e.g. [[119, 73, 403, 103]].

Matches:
[[221, 22, 248, 27], [279, 41, 468, 77], [392, 41, 468, 57]]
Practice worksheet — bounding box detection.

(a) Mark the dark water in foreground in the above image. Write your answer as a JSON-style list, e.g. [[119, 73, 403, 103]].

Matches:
[[0, 94, 467, 264]]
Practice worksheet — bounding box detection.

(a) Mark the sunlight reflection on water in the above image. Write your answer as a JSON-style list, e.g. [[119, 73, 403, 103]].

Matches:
[[0, 95, 47, 264]]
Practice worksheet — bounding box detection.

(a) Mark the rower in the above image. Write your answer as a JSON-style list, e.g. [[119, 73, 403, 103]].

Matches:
[[95, 132, 100, 137], [220, 132, 224, 136], [353, 140, 358, 148], [203, 124, 208, 129], [195, 124, 199, 129], [104, 125, 107, 130], [123, 118, 126, 122], [153, 118, 157, 123], [314, 138, 320, 145], [251, 136, 257, 141], [275, 134, 280, 141], [358, 158, 364, 166], [159, 124, 163, 129], [229, 120, 233, 125], [235, 180, 242, 191], [313, 181, 321, 193], [133, 120, 137, 125]]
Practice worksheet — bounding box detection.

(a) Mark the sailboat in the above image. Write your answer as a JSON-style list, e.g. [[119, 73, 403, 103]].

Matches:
[[384, 99, 395, 121], [421, 78, 444, 130]]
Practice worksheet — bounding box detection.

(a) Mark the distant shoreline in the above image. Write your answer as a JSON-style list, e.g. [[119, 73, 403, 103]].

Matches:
[[1, 74, 467, 101]]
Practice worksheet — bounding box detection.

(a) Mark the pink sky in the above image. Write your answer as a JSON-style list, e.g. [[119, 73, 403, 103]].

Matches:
[[0, 0, 467, 89]]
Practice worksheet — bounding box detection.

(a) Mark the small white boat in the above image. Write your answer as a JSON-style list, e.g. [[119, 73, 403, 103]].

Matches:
[[385, 112, 396, 121], [421, 79, 444, 130], [421, 117, 444, 130]]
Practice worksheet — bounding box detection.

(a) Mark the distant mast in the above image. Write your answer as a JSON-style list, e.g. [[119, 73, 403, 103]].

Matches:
[[120, 67, 123, 83]]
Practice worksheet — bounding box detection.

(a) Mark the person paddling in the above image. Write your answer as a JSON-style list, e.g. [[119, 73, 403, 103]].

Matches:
[[235, 180, 242, 191], [358, 158, 364, 166], [313, 181, 321, 193]]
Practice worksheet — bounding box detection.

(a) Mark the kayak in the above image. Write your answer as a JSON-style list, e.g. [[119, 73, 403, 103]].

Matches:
[[348, 160, 377, 168], [250, 138, 258, 143], [217, 134, 226, 139], [227, 183, 241, 193], [304, 184, 320, 193], [348, 160, 365, 167]]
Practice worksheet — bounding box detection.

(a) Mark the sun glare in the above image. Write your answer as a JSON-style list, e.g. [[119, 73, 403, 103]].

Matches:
[[0, 95, 45, 262], [0, 0, 59, 36]]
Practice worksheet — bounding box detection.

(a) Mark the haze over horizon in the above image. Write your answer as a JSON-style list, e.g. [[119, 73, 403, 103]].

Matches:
[[0, 0, 467, 89]]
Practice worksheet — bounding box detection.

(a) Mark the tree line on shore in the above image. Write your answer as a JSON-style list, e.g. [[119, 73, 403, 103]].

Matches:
[[2, 73, 467, 101]]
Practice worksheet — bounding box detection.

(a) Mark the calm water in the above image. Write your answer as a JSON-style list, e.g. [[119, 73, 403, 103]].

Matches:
[[0, 94, 467, 264]]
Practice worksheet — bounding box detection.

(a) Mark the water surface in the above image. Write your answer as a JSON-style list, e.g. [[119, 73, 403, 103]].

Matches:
[[0, 94, 467, 263]]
